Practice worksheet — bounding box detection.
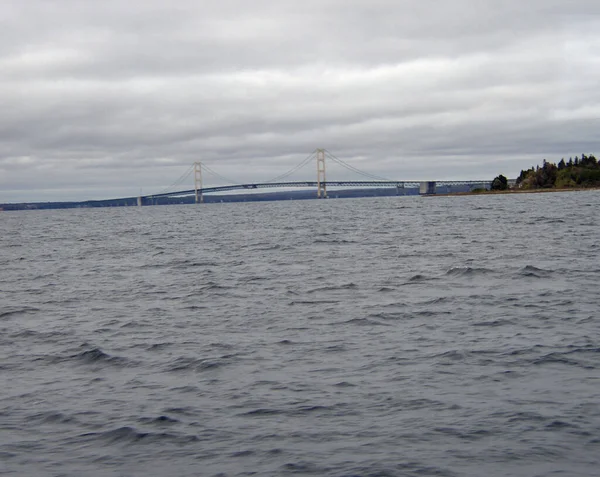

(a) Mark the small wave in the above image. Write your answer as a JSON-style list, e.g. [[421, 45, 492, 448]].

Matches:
[[565, 346, 600, 354], [517, 265, 553, 278], [138, 263, 167, 270], [29, 411, 77, 424], [146, 342, 173, 351], [414, 310, 453, 317], [433, 350, 468, 361], [445, 267, 495, 277], [280, 462, 323, 473], [208, 342, 234, 350], [181, 305, 208, 311], [533, 353, 586, 368], [242, 404, 344, 418], [11, 329, 69, 340], [577, 315, 596, 325], [80, 426, 198, 445], [168, 259, 219, 268], [169, 385, 199, 393], [230, 450, 255, 457], [500, 411, 547, 423], [69, 347, 130, 367], [401, 398, 458, 411], [532, 348, 599, 369], [545, 420, 578, 430], [377, 286, 396, 292], [333, 381, 356, 387], [120, 320, 153, 329], [472, 318, 515, 327], [341, 317, 390, 326], [249, 244, 283, 251], [138, 415, 180, 425], [242, 408, 282, 416], [290, 405, 338, 415], [324, 344, 346, 352], [31, 273, 57, 280], [313, 239, 355, 244], [367, 311, 409, 321], [74, 348, 110, 362], [163, 407, 197, 416], [289, 300, 340, 305], [420, 296, 454, 305], [199, 282, 232, 292], [434, 426, 492, 441], [503, 344, 547, 357], [166, 357, 227, 372], [240, 276, 267, 283], [431, 349, 497, 365], [0, 307, 40, 319], [306, 283, 358, 294]]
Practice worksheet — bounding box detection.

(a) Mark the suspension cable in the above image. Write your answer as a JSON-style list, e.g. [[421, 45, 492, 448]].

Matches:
[[200, 163, 241, 185], [263, 149, 317, 183], [154, 163, 195, 195], [324, 149, 392, 181]]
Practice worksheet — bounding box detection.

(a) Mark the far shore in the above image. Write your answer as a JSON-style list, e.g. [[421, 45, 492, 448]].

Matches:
[[433, 187, 600, 197]]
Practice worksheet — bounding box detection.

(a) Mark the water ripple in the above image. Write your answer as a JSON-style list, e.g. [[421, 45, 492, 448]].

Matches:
[[1, 193, 599, 476]]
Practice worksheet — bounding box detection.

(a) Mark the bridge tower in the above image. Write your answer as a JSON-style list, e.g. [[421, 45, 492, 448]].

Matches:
[[316, 148, 327, 198], [194, 162, 204, 204]]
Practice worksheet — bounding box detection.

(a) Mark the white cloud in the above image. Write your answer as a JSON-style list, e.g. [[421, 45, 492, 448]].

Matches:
[[1, 0, 600, 202]]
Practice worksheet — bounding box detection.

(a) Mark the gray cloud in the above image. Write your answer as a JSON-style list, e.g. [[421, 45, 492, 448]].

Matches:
[[1, 0, 600, 201]]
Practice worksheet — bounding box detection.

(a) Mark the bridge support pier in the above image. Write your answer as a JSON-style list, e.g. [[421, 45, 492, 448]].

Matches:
[[316, 149, 327, 198], [194, 162, 204, 204], [396, 182, 405, 196], [137, 196, 142, 207], [419, 181, 436, 195]]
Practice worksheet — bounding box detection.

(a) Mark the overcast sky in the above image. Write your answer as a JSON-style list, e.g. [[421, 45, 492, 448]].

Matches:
[[1, 0, 599, 202]]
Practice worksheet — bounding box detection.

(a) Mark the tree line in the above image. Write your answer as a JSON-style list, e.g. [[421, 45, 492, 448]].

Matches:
[[491, 154, 600, 190]]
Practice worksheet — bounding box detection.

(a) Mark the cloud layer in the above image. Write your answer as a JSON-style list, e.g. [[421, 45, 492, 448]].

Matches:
[[1, 0, 600, 201]]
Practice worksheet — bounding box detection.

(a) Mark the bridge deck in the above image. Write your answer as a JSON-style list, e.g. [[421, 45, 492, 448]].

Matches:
[[146, 180, 490, 199]]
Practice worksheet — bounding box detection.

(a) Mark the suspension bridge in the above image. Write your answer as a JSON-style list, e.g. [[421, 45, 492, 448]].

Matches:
[[133, 149, 490, 206]]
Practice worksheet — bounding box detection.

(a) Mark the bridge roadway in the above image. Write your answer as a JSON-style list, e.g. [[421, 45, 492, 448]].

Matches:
[[145, 180, 491, 199]]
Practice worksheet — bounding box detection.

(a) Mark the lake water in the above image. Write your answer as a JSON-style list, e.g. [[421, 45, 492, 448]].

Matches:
[[1, 192, 599, 477]]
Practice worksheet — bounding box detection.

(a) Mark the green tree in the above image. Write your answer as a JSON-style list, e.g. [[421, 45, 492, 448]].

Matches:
[[516, 168, 535, 188], [491, 174, 509, 190], [580, 153, 598, 168], [537, 160, 558, 188]]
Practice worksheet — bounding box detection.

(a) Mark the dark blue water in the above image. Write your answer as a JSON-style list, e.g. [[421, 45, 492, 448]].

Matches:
[[1, 192, 599, 477]]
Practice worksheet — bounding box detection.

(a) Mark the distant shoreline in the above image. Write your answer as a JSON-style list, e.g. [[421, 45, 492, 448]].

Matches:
[[432, 187, 600, 197]]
